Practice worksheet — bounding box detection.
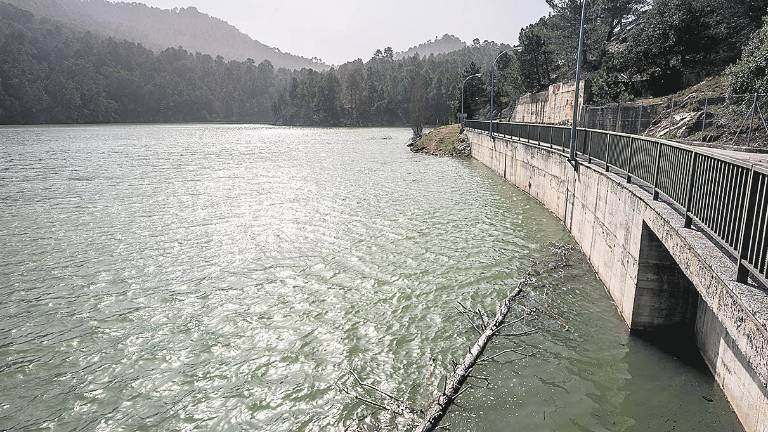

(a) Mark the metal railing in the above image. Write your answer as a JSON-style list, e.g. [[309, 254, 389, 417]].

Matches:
[[465, 120, 768, 288]]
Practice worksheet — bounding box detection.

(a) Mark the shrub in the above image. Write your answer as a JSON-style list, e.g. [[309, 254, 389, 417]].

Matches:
[[728, 17, 768, 94]]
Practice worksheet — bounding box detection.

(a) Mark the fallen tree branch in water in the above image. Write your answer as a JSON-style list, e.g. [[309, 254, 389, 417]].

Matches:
[[340, 276, 537, 431], [340, 263, 551, 430], [336, 371, 423, 422], [340, 243, 580, 430], [412, 275, 535, 432]]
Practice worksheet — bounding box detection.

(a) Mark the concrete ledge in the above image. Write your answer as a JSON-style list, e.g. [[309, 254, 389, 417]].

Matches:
[[466, 130, 768, 432]]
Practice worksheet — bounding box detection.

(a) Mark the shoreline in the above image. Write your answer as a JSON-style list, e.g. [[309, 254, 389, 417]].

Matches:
[[408, 124, 470, 157]]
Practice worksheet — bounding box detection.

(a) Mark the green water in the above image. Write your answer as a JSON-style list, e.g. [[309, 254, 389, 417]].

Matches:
[[0, 125, 742, 431]]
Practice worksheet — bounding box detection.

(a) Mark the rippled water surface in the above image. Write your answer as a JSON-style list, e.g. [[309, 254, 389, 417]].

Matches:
[[0, 125, 743, 431]]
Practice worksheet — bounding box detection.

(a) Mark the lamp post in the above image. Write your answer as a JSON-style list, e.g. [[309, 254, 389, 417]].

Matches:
[[460, 73, 482, 125], [490, 49, 513, 137], [569, 0, 588, 163]]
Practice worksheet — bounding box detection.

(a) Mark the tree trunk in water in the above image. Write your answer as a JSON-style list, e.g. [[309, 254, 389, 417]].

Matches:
[[413, 282, 526, 432]]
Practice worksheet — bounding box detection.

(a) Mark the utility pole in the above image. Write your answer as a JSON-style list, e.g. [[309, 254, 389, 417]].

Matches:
[[490, 50, 513, 138], [490, 66, 494, 136], [460, 73, 482, 125], [569, 0, 587, 163], [747, 93, 758, 146]]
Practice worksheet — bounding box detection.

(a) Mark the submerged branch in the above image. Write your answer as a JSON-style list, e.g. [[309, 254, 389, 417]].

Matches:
[[413, 276, 535, 432]]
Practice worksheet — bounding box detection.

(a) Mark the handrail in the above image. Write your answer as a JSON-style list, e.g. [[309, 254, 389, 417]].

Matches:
[[479, 120, 763, 169], [465, 120, 768, 289]]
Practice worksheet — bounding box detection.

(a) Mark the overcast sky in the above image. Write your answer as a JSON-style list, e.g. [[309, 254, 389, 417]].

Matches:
[[135, 0, 552, 65]]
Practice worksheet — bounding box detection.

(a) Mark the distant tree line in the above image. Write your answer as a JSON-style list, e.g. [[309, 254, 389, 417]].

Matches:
[[0, 3, 282, 124], [271, 40, 519, 128], [0, 2, 520, 126], [3, 0, 768, 126]]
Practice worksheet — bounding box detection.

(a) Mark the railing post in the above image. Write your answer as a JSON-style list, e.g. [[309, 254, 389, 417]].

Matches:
[[562, 128, 567, 152], [605, 134, 611, 172], [736, 167, 758, 283], [549, 128, 553, 149], [626, 137, 635, 183], [586, 131, 592, 164], [683, 151, 700, 228], [652, 141, 661, 200]]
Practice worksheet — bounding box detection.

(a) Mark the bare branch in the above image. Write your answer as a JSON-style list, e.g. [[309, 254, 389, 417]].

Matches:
[[477, 348, 528, 364], [337, 383, 391, 412], [476, 307, 488, 328], [455, 383, 473, 399], [496, 328, 537, 337], [455, 305, 483, 334], [347, 369, 407, 405], [414, 278, 533, 432]]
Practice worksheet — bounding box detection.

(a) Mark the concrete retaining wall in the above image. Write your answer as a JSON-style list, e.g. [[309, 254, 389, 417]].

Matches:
[[467, 130, 768, 432], [510, 81, 586, 124]]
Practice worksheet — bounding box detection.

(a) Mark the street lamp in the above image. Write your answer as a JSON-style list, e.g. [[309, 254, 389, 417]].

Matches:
[[490, 49, 513, 137], [460, 73, 482, 125], [569, 0, 588, 163]]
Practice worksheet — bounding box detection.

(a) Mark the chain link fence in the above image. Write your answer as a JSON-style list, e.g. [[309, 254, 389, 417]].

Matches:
[[579, 93, 768, 149]]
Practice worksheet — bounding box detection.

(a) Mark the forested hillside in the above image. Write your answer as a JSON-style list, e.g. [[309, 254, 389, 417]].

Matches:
[[0, 2, 514, 126], [394, 35, 466, 60], [3, 0, 768, 129], [517, 0, 768, 103], [271, 41, 517, 127], [0, 3, 281, 123], [3, 0, 327, 70], [273, 0, 768, 127]]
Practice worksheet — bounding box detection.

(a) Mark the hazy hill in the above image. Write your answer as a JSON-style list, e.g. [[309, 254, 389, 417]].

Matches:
[[395, 34, 466, 59], [0, 2, 282, 124], [4, 0, 328, 70]]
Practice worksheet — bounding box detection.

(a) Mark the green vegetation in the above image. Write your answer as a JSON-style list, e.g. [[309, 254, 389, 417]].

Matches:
[[1, 0, 327, 70], [0, 2, 512, 125], [2, 0, 768, 128], [394, 34, 466, 60], [409, 124, 468, 157], [728, 17, 768, 94], [0, 3, 279, 123], [271, 41, 516, 127], [518, 0, 768, 102]]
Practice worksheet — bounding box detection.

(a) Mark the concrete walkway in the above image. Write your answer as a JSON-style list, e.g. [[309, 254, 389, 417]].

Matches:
[[687, 145, 768, 167]]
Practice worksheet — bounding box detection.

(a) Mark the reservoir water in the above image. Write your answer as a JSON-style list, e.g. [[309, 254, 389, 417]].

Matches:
[[0, 125, 743, 431]]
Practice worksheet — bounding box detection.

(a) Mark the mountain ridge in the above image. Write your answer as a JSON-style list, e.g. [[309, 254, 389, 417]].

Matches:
[[3, 0, 329, 70], [394, 34, 466, 60]]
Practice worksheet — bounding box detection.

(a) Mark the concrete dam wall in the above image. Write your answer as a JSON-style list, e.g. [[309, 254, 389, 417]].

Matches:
[[466, 129, 768, 432]]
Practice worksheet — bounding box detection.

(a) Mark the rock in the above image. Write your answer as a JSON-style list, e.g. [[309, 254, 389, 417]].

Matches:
[[406, 134, 421, 148], [647, 110, 715, 140], [701, 132, 721, 143], [454, 133, 471, 157]]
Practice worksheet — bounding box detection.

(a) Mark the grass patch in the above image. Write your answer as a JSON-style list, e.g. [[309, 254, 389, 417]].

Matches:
[[411, 124, 468, 156]]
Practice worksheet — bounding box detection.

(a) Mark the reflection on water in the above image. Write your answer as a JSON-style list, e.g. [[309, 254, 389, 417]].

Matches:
[[0, 125, 742, 431]]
